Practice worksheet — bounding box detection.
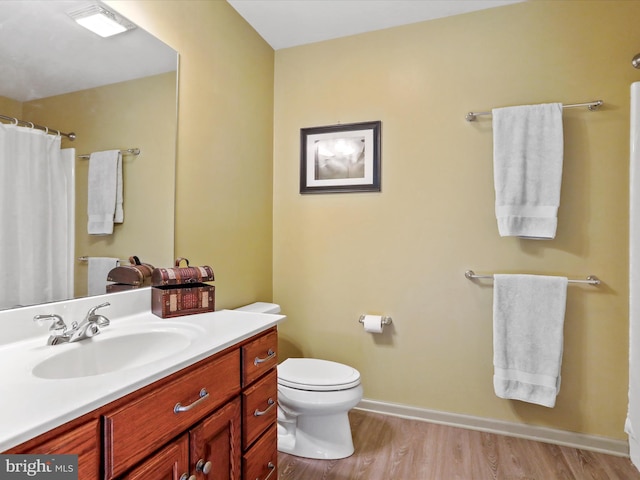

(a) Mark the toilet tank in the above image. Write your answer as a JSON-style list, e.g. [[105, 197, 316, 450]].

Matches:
[[234, 302, 281, 314]]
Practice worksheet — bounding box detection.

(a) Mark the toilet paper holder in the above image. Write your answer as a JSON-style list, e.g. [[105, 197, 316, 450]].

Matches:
[[358, 315, 392, 326]]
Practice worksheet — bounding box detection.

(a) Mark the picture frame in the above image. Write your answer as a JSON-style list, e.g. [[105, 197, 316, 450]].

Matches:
[[300, 120, 381, 194]]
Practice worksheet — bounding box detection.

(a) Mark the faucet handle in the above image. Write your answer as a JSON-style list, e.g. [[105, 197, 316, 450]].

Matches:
[[33, 314, 67, 332], [87, 302, 110, 317], [86, 302, 111, 327]]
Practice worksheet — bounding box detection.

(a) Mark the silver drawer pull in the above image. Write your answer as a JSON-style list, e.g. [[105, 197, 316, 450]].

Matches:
[[256, 462, 276, 480], [254, 398, 275, 417], [174, 388, 209, 414], [254, 349, 275, 366], [179, 474, 196, 480]]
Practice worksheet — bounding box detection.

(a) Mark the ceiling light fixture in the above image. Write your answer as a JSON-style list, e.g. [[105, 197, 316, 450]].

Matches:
[[68, 4, 136, 38]]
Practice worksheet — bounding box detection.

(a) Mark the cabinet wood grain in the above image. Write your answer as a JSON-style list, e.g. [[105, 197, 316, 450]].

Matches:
[[242, 425, 277, 480], [190, 397, 241, 480], [121, 434, 189, 480], [242, 329, 277, 387], [9, 420, 100, 480], [242, 369, 277, 449]]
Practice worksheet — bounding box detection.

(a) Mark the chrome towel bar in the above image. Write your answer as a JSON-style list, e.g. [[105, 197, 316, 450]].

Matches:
[[78, 256, 128, 264], [465, 270, 601, 285], [465, 100, 603, 122], [78, 148, 140, 159]]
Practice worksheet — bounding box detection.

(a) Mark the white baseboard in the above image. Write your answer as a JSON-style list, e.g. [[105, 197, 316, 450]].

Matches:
[[356, 398, 629, 457]]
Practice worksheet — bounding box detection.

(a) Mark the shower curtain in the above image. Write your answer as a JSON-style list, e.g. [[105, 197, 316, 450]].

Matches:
[[0, 124, 74, 309], [629, 81, 640, 470]]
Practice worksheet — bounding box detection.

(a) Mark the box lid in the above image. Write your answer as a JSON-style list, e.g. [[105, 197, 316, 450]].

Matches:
[[152, 258, 215, 286]]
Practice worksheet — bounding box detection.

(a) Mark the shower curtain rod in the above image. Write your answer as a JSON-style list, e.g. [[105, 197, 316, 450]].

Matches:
[[0, 113, 76, 140], [465, 100, 604, 122]]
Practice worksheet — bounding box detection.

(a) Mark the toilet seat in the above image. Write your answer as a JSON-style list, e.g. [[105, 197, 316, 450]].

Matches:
[[278, 358, 361, 391]]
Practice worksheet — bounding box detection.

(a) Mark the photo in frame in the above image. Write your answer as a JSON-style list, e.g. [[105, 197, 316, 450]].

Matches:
[[300, 121, 381, 194]]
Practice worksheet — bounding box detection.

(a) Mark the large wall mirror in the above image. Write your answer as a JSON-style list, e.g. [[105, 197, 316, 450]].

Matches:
[[0, 1, 178, 309]]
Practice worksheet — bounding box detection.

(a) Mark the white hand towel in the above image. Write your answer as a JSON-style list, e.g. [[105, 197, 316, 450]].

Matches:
[[114, 153, 123, 224], [492, 103, 564, 239], [87, 150, 122, 235], [493, 274, 568, 408], [88, 257, 119, 296]]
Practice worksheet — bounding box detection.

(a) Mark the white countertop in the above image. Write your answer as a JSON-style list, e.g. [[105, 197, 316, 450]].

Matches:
[[0, 290, 285, 451]]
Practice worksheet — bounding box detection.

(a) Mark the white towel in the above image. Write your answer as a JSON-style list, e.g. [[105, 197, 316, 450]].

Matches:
[[493, 274, 568, 408], [492, 103, 564, 239], [87, 150, 123, 235], [114, 154, 123, 224], [88, 257, 119, 296]]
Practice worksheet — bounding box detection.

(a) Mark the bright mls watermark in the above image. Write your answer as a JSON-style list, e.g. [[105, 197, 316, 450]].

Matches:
[[0, 455, 78, 479]]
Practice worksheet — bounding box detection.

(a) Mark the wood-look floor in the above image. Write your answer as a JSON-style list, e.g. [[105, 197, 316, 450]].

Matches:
[[277, 410, 640, 480]]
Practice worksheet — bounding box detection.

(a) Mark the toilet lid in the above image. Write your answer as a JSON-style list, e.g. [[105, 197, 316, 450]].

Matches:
[[278, 358, 361, 391]]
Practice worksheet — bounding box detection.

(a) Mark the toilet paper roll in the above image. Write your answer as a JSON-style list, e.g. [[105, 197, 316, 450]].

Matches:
[[363, 314, 384, 333]]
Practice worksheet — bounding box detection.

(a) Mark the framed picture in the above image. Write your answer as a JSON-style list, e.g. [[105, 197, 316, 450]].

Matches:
[[300, 121, 381, 194]]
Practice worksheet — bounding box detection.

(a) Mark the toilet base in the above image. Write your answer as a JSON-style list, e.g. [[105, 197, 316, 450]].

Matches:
[[277, 411, 355, 460]]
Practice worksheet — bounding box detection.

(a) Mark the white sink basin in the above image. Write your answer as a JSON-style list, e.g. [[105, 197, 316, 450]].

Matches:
[[32, 326, 201, 379]]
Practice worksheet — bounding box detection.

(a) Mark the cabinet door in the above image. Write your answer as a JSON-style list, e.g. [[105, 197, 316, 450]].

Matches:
[[19, 420, 100, 480], [190, 397, 241, 480], [121, 434, 189, 480]]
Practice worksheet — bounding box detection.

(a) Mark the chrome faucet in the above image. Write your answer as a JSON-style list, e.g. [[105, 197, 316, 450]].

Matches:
[[33, 302, 111, 346], [33, 314, 68, 345]]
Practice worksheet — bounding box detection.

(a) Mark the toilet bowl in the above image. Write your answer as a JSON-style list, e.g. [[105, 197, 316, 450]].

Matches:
[[234, 302, 363, 460], [277, 357, 363, 459]]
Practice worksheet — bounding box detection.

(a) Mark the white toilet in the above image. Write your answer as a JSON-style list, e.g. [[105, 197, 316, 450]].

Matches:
[[235, 302, 363, 460]]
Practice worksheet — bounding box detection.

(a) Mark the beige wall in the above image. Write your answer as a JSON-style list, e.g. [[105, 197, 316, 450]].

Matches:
[[105, 0, 274, 309], [23, 73, 177, 296], [0, 97, 22, 118], [104, 0, 639, 441], [273, 0, 640, 439]]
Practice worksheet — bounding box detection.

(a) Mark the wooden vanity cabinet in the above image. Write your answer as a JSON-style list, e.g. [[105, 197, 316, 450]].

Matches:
[[4, 327, 279, 480], [109, 327, 278, 480]]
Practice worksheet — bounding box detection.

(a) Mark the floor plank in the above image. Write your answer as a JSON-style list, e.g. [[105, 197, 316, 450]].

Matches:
[[277, 410, 640, 480]]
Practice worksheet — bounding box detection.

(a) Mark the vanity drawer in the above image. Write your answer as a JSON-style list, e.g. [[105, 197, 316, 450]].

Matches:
[[242, 329, 277, 387], [103, 349, 240, 479], [242, 425, 277, 480], [242, 369, 277, 449]]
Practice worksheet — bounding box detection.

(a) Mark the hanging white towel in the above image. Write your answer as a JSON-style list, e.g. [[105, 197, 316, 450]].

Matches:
[[88, 257, 119, 296], [492, 103, 564, 239], [114, 154, 123, 224], [87, 150, 123, 235], [493, 274, 568, 408]]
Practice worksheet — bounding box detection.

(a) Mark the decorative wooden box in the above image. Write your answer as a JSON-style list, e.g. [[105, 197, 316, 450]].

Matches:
[[106, 256, 154, 293], [151, 258, 215, 318]]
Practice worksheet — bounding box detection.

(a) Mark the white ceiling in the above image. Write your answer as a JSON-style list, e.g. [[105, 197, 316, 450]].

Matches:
[[0, 1, 177, 102], [1, 1, 524, 102], [227, 0, 525, 50]]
